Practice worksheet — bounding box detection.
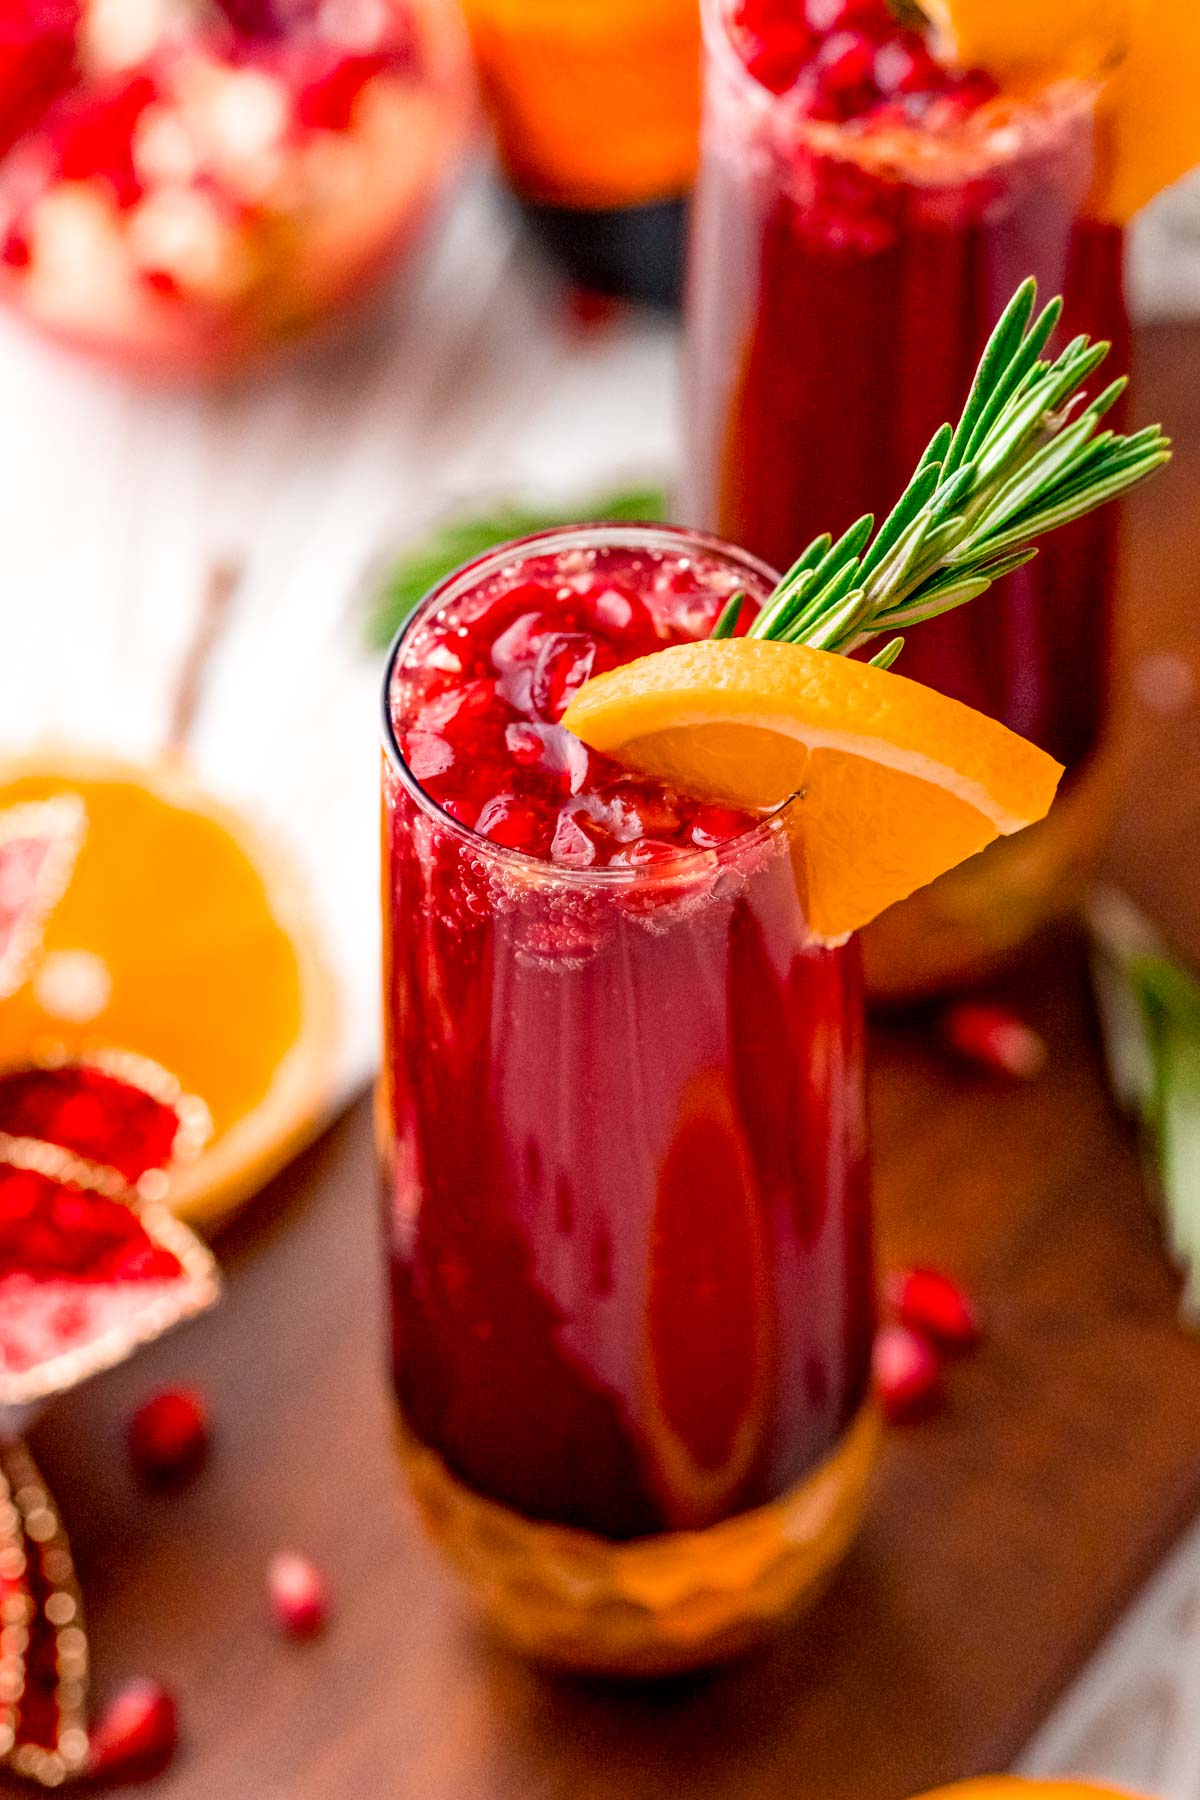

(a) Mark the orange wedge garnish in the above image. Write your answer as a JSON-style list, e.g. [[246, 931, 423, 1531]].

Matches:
[[922, 0, 1200, 223], [562, 640, 1063, 943], [0, 752, 338, 1228]]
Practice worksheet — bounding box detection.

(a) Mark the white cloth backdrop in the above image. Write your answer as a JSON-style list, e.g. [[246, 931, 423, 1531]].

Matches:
[[1, 164, 1198, 1791]]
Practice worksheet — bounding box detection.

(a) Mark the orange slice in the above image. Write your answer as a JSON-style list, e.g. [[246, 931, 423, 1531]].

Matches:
[[916, 1783, 1151, 1800], [0, 751, 338, 1228], [562, 639, 1063, 943], [921, 0, 1132, 82], [923, 0, 1200, 223]]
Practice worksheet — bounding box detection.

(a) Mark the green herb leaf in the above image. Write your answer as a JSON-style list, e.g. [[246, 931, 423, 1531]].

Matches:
[[1088, 889, 1200, 1323], [366, 485, 668, 651], [731, 277, 1171, 659]]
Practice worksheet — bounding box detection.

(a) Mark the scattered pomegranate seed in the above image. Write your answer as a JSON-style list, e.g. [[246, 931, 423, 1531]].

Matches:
[[943, 1001, 1048, 1080], [88, 1679, 178, 1783], [889, 1267, 980, 1351], [128, 1387, 210, 1485], [874, 1323, 943, 1422], [267, 1550, 330, 1638], [1130, 649, 1195, 715], [563, 285, 622, 332]]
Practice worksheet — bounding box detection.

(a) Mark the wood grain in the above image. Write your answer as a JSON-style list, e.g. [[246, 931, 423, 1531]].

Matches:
[[8, 324, 1200, 1800]]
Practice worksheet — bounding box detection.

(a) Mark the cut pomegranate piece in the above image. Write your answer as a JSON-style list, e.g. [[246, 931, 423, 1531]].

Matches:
[[0, 1060, 205, 1184], [0, 1439, 88, 1789], [267, 1550, 330, 1638], [943, 1001, 1048, 1080], [873, 1323, 943, 1423], [0, 795, 83, 1002], [128, 1386, 211, 1485], [0, 1061, 219, 1422], [888, 1268, 980, 1351], [88, 1678, 177, 1783]]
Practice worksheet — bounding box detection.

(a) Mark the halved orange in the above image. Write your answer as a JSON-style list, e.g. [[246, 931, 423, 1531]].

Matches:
[[922, 0, 1200, 223], [0, 751, 338, 1228], [915, 1783, 1151, 1800], [562, 639, 1063, 943]]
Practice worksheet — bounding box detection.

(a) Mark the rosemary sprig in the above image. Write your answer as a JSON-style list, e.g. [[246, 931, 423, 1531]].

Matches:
[[722, 279, 1172, 663]]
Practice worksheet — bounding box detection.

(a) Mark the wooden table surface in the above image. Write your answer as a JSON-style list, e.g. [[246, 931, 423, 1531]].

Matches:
[[10, 325, 1200, 1800]]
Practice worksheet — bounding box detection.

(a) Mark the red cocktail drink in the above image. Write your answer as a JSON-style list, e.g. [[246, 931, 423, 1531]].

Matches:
[[684, 0, 1129, 994], [381, 525, 877, 1673]]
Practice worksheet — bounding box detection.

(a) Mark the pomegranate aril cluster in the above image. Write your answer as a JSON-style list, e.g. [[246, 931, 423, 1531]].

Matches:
[[395, 551, 760, 871], [728, 0, 997, 125], [0, 0, 427, 301]]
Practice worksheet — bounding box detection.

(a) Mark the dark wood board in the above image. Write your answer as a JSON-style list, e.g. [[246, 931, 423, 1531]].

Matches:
[[8, 324, 1200, 1800]]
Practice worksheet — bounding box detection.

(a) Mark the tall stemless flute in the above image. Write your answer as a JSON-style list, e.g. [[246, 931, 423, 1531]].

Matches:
[[381, 525, 877, 1676], [683, 0, 1130, 997]]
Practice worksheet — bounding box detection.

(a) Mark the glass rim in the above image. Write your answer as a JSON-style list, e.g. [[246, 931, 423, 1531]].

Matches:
[[380, 520, 800, 890], [699, 0, 1101, 169]]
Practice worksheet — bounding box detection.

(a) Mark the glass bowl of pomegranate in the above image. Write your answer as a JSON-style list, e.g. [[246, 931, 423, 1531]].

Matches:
[[0, 0, 472, 376]]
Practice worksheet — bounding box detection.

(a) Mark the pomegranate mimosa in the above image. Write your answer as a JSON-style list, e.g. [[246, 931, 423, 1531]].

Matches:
[[683, 0, 1130, 995], [382, 528, 877, 1673]]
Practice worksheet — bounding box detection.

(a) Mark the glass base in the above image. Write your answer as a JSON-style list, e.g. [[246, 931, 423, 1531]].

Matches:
[[395, 1402, 880, 1677], [862, 746, 1117, 1003]]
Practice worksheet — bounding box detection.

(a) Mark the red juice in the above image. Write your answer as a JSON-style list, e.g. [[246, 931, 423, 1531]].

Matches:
[[684, 0, 1129, 993], [381, 525, 877, 1673]]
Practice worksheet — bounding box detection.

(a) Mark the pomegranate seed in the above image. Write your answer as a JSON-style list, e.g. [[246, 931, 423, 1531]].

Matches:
[[690, 804, 749, 848], [476, 795, 542, 852], [888, 1268, 980, 1351], [874, 38, 941, 96], [296, 51, 391, 131], [531, 633, 603, 721], [492, 610, 553, 673], [746, 25, 815, 93], [551, 810, 597, 870], [88, 1679, 178, 1782], [128, 1387, 210, 1485], [816, 29, 878, 95], [874, 1324, 943, 1423], [439, 796, 477, 829], [805, 0, 889, 34], [505, 722, 547, 768], [610, 839, 679, 869], [944, 1002, 1048, 1080], [404, 730, 454, 783], [585, 584, 656, 645], [563, 285, 623, 332], [267, 1549, 329, 1638]]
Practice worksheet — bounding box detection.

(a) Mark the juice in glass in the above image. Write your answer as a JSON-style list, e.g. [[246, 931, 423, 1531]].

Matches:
[[683, 0, 1130, 996], [381, 525, 878, 1675]]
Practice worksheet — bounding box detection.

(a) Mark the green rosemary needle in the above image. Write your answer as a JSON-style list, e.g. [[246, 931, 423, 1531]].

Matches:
[[724, 278, 1172, 664]]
